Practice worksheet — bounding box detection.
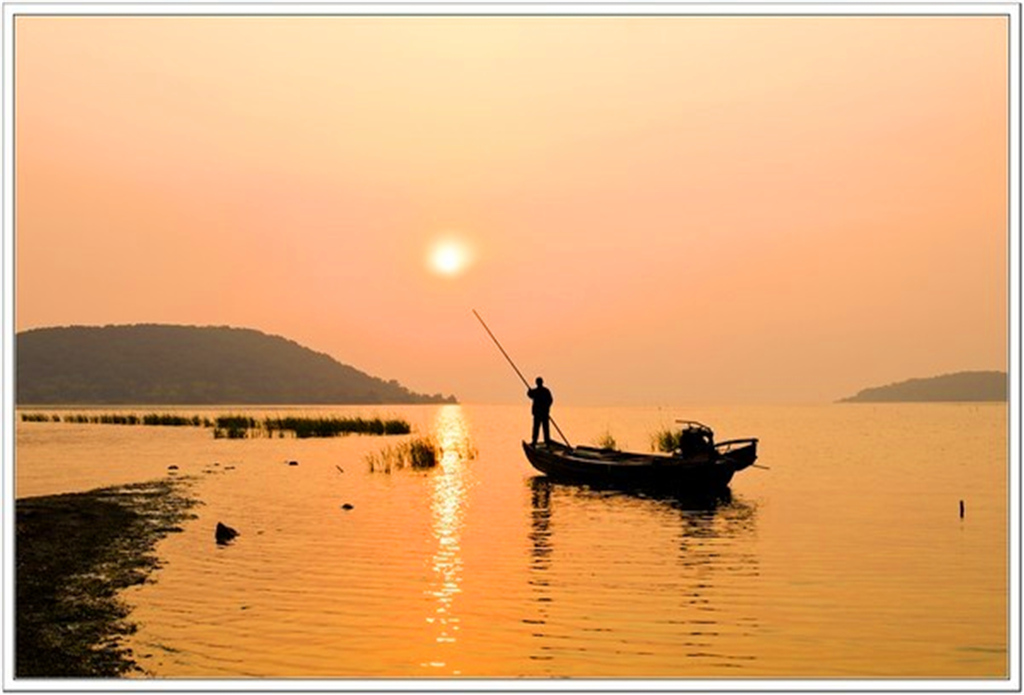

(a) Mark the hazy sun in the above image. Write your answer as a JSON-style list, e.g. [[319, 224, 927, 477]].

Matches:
[[428, 239, 473, 277]]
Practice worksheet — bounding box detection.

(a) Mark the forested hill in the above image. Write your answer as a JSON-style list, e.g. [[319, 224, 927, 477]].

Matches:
[[838, 371, 1007, 403], [16, 324, 457, 405]]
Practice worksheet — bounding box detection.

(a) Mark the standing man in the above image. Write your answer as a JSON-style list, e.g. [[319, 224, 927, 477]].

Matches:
[[527, 377, 554, 446]]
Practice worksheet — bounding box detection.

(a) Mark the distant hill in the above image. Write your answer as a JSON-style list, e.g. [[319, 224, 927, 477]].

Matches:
[[16, 324, 456, 405], [839, 371, 1007, 403]]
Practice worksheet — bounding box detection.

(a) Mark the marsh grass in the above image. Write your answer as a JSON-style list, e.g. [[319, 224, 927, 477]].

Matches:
[[141, 414, 203, 427], [264, 416, 411, 439], [215, 416, 256, 430], [49, 413, 205, 427], [212, 427, 248, 439], [366, 435, 440, 473], [213, 415, 256, 439], [21, 412, 411, 440], [448, 439, 479, 462]]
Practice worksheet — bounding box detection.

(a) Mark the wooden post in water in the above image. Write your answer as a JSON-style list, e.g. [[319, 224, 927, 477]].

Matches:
[[960, 499, 965, 518]]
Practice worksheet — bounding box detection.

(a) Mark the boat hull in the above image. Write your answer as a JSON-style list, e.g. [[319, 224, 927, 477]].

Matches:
[[522, 439, 757, 493]]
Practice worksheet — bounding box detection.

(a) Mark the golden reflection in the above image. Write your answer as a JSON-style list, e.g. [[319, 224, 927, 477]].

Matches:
[[421, 405, 474, 673]]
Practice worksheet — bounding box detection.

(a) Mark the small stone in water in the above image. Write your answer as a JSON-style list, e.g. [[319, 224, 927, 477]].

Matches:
[[215, 522, 239, 545]]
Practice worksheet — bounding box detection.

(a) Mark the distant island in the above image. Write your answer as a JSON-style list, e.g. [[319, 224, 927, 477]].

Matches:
[[16, 324, 457, 405], [838, 370, 1007, 403]]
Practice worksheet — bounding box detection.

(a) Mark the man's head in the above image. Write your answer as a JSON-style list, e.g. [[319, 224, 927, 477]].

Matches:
[[535, 377, 544, 386]]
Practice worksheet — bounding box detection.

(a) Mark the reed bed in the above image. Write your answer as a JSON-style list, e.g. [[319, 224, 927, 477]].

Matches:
[[142, 414, 209, 427], [22, 413, 212, 427], [446, 438, 479, 462], [366, 435, 440, 473], [212, 415, 257, 439], [20, 413, 56, 422], [20, 412, 412, 440], [593, 431, 618, 449], [264, 416, 411, 439], [216, 415, 258, 430]]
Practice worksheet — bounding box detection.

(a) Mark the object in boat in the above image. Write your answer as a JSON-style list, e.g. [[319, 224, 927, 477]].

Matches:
[[522, 420, 758, 491]]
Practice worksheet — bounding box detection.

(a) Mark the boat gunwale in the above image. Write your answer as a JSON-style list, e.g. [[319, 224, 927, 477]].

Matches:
[[525, 441, 755, 470]]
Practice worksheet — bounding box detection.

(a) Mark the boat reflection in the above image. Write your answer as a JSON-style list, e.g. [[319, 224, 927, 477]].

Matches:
[[421, 405, 474, 673], [525, 476, 760, 673]]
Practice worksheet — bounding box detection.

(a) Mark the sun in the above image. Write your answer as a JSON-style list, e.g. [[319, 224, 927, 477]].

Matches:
[[428, 239, 473, 277]]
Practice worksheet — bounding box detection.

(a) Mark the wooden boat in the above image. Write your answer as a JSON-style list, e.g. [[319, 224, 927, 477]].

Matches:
[[522, 421, 758, 492]]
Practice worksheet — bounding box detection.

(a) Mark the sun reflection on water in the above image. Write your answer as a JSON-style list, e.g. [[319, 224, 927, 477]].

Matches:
[[422, 405, 475, 673]]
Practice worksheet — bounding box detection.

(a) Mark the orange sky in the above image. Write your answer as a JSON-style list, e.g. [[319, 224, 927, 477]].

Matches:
[[14, 13, 1009, 404]]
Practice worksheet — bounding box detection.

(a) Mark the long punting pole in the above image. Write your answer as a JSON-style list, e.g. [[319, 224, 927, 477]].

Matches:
[[472, 309, 572, 448]]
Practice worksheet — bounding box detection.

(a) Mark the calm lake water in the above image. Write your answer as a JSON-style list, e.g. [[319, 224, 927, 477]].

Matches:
[[15, 403, 1009, 679]]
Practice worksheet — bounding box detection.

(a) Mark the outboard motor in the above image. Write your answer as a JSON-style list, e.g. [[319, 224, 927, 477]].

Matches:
[[678, 422, 715, 458]]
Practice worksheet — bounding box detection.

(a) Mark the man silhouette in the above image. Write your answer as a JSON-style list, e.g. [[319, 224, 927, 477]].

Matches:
[[527, 377, 554, 446]]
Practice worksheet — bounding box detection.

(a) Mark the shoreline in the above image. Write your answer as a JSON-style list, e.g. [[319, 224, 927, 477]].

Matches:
[[15, 478, 197, 678]]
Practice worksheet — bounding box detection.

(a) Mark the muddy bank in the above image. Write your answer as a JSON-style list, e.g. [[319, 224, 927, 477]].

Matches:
[[16, 479, 197, 678]]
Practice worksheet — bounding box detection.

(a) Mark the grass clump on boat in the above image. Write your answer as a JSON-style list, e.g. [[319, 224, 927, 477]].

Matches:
[[264, 416, 412, 439], [650, 427, 682, 453], [366, 435, 439, 473]]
